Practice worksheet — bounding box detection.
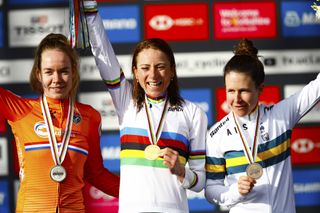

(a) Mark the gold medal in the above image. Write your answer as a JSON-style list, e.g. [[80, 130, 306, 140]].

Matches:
[[144, 144, 160, 160], [50, 165, 67, 182], [246, 163, 263, 179]]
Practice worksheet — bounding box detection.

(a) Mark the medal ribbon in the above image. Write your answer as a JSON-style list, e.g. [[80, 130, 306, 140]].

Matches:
[[232, 107, 260, 164], [69, 0, 90, 48], [40, 96, 75, 165], [144, 97, 169, 145]]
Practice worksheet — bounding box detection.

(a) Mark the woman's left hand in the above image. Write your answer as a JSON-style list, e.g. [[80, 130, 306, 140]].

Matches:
[[159, 147, 185, 182]]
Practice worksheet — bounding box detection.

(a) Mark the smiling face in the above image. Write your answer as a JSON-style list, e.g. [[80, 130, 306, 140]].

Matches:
[[133, 48, 174, 98], [225, 71, 263, 117], [37, 49, 73, 100]]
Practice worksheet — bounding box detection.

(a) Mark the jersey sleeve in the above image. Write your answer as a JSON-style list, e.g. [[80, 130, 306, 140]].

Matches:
[[0, 87, 32, 121], [272, 73, 320, 128], [83, 107, 120, 198], [85, 7, 132, 122], [205, 124, 245, 207], [181, 104, 208, 192]]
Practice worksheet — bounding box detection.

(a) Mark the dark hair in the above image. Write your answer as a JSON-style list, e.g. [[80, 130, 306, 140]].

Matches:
[[131, 38, 184, 111], [223, 38, 265, 87], [30, 33, 80, 99]]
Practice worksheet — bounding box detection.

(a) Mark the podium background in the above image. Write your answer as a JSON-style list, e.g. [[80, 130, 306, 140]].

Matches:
[[0, 0, 320, 212]]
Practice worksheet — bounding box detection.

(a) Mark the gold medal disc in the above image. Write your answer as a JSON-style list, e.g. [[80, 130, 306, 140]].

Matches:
[[144, 145, 160, 160], [246, 163, 263, 179]]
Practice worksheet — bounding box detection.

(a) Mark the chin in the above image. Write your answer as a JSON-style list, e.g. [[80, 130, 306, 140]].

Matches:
[[50, 94, 67, 100], [233, 110, 248, 117], [146, 91, 163, 98]]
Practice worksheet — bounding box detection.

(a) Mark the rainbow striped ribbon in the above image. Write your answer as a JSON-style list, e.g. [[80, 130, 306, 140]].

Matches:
[[69, 0, 90, 49]]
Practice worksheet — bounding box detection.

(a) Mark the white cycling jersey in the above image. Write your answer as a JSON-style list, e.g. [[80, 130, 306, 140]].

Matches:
[[87, 12, 208, 213], [205, 73, 320, 213]]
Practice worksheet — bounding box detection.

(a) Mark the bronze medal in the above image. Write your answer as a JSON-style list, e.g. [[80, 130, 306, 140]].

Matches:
[[246, 163, 263, 179], [50, 165, 67, 182], [144, 144, 160, 160]]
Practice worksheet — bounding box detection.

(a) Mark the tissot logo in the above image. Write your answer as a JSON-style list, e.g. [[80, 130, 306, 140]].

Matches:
[[9, 8, 68, 47], [31, 15, 48, 24], [14, 25, 64, 36]]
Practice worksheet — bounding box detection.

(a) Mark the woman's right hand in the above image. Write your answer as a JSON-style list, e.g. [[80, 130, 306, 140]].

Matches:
[[238, 175, 256, 196]]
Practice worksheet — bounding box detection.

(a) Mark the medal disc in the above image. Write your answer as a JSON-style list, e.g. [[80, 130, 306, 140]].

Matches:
[[144, 145, 160, 160], [246, 163, 263, 179], [50, 165, 67, 182]]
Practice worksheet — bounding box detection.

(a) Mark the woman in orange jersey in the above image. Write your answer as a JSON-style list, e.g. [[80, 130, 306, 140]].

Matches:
[[0, 33, 119, 212]]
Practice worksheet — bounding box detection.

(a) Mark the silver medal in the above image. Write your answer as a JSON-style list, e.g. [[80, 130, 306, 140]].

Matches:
[[50, 165, 67, 182]]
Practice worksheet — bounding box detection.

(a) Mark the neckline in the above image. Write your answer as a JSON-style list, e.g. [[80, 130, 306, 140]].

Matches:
[[146, 94, 166, 104]]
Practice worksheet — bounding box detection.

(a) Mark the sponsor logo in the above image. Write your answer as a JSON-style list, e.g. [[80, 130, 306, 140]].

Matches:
[[292, 138, 316, 154], [209, 117, 229, 138], [80, 56, 132, 81], [293, 169, 320, 206], [214, 2, 277, 39], [9, 8, 68, 47], [282, 2, 320, 37], [8, 0, 65, 4], [149, 15, 204, 31], [99, 5, 140, 43], [145, 3, 209, 41], [79, 92, 119, 131], [100, 134, 120, 173], [0, 60, 33, 84], [101, 146, 120, 160], [168, 106, 183, 112], [291, 127, 320, 165]]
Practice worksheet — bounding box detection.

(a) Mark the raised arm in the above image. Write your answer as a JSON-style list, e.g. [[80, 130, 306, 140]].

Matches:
[[84, 1, 121, 82], [84, 1, 132, 117]]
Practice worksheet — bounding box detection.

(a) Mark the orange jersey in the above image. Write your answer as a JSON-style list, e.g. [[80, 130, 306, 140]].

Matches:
[[0, 87, 119, 213]]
